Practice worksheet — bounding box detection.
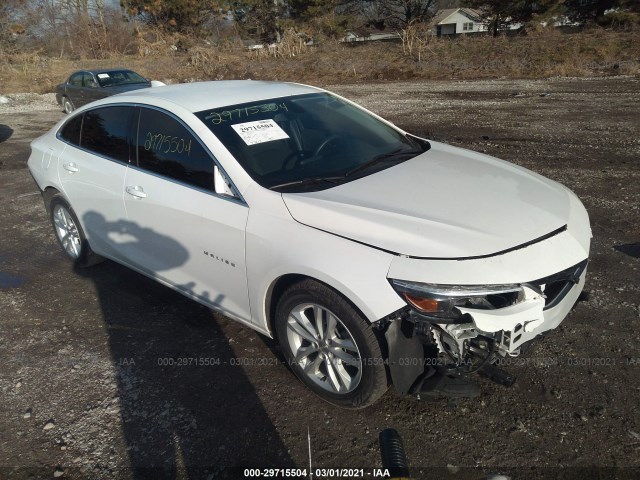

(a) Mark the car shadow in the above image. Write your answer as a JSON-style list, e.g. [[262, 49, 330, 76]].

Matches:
[[613, 243, 640, 259], [0, 124, 13, 143], [76, 212, 294, 478]]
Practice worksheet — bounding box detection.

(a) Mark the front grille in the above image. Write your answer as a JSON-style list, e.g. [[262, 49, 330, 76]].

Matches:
[[528, 259, 588, 310]]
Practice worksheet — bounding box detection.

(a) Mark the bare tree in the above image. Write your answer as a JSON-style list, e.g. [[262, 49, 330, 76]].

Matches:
[[0, 0, 27, 45], [564, 0, 620, 23], [23, 0, 133, 58], [342, 0, 436, 30], [463, 0, 568, 36], [434, 0, 461, 8], [123, 0, 223, 32], [232, 0, 288, 43], [381, 0, 436, 28]]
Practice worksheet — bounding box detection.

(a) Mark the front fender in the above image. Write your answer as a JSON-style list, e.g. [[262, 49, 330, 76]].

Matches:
[[244, 187, 405, 334]]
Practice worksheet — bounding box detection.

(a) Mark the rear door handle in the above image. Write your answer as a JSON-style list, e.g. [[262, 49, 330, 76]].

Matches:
[[63, 162, 78, 173], [126, 185, 147, 199]]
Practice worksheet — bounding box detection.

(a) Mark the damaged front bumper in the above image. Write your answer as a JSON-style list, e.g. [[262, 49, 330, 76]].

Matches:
[[383, 260, 588, 396], [456, 260, 588, 356]]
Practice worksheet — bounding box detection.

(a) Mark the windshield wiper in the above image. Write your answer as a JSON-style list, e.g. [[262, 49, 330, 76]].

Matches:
[[269, 176, 344, 191], [345, 148, 422, 178]]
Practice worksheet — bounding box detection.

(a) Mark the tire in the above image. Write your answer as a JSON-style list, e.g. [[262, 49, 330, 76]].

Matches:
[[275, 279, 388, 408], [62, 97, 74, 114], [49, 195, 103, 268]]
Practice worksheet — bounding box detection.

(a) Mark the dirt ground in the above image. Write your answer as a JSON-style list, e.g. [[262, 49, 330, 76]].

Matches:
[[0, 77, 639, 480]]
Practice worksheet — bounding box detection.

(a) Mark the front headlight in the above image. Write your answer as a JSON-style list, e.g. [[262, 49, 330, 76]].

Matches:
[[389, 279, 523, 320]]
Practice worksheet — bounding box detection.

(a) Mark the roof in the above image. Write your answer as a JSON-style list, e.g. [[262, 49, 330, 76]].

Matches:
[[112, 80, 322, 113], [72, 68, 137, 75], [433, 8, 483, 25], [342, 31, 401, 42]]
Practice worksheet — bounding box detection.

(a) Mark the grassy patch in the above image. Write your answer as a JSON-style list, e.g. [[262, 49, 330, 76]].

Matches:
[[1, 29, 638, 94]]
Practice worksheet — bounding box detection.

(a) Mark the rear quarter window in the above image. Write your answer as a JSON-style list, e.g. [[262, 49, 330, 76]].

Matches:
[[80, 106, 133, 163], [59, 114, 83, 146]]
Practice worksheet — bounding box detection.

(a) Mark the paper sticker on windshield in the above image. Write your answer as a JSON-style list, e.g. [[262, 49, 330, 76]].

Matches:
[[231, 119, 289, 146], [97, 73, 110, 79]]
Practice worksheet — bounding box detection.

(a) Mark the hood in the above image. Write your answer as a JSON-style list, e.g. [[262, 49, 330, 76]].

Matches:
[[281, 141, 571, 259]]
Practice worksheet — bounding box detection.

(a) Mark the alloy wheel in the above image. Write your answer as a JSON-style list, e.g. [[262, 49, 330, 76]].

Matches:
[[286, 303, 362, 394], [53, 204, 81, 259]]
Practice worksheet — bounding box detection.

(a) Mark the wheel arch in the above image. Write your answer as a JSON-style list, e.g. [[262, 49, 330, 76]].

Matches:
[[42, 187, 90, 245], [267, 273, 393, 406], [45, 188, 103, 267], [264, 273, 378, 340], [42, 186, 62, 215]]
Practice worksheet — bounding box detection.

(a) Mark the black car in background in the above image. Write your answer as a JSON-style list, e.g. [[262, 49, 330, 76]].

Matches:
[[55, 69, 152, 113]]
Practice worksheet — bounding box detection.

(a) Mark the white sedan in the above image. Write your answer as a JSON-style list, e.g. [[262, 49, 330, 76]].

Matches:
[[28, 81, 591, 407]]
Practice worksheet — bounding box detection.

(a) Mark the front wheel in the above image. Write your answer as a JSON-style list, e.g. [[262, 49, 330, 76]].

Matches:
[[275, 279, 388, 408]]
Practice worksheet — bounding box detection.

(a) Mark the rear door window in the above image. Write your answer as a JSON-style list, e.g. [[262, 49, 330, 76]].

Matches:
[[80, 106, 133, 163], [136, 107, 214, 191], [82, 72, 96, 88]]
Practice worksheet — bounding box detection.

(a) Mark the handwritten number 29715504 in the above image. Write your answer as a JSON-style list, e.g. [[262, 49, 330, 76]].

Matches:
[[144, 132, 192, 156]]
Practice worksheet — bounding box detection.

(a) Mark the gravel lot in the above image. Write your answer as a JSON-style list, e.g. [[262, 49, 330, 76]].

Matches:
[[1, 77, 639, 479], [0, 93, 59, 114]]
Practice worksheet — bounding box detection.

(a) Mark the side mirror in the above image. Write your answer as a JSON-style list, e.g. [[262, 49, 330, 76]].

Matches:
[[214, 165, 236, 197], [88, 80, 98, 88]]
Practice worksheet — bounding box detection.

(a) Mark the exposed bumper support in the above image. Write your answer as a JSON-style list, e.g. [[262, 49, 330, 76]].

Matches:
[[457, 268, 587, 355], [384, 318, 425, 396], [382, 265, 587, 396], [457, 286, 545, 355]]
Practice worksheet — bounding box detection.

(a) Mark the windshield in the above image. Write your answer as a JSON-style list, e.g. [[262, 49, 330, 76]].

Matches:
[[194, 93, 429, 192], [96, 70, 148, 87]]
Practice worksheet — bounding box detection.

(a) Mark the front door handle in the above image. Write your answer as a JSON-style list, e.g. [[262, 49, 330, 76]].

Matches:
[[126, 185, 147, 199], [63, 162, 79, 173]]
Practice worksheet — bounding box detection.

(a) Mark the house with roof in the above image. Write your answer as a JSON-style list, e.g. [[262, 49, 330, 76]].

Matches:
[[341, 30, 401, 44], [432, 8, 487, 36]]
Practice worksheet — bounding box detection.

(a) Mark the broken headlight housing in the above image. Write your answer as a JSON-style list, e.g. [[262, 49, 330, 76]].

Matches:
[[389, 279, 523, 321]]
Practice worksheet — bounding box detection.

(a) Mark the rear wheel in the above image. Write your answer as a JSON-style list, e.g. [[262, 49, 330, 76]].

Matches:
[[62, 97, 74, 114], [275, 279, 388, 408], [49, 195, 102, 267]]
